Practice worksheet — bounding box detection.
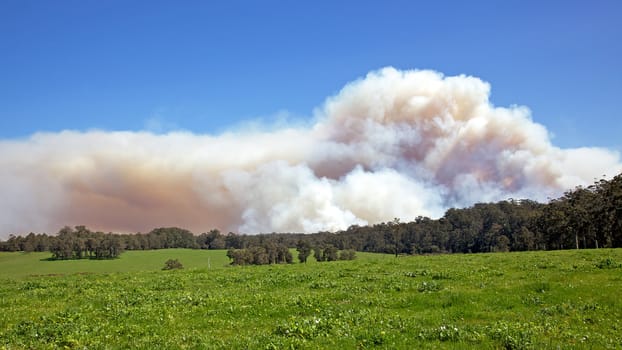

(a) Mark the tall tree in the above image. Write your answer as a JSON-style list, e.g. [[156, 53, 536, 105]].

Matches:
[[296, 240, 312, 263]]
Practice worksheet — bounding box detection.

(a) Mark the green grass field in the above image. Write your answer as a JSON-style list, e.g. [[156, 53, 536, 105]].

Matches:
[[1, 249, 621, 349], [0, 249, 231, 279]]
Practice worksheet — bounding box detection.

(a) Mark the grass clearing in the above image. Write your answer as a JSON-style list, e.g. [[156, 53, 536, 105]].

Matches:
[[0, 249, 231, 279], [1, 249, 621, 349]]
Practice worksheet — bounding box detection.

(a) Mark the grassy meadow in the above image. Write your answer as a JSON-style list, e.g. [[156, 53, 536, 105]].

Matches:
[[1, 249, 621, 349], [0, 249, 231, 279]]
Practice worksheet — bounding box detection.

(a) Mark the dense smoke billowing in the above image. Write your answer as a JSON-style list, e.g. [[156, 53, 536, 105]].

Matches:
[[1, 67, 620, 238]]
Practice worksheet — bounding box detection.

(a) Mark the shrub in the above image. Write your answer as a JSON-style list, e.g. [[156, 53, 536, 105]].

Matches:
[[162, 259, 183, 270], [339, 249, 357, 260]]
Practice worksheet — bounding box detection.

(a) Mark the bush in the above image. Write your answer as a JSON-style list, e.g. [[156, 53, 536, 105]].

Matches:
[[339, 249, 357, 260], [162, 259, 183, 270]]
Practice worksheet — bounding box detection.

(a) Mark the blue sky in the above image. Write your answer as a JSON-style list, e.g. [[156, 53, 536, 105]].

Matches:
[[1, 0, 621, 151]]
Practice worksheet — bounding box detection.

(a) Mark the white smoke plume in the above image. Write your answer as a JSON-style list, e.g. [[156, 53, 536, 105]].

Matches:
[[1, 67, 620, 238]]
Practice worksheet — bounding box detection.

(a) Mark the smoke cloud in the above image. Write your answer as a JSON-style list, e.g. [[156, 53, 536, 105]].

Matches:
[[1, 67, 620, 238]]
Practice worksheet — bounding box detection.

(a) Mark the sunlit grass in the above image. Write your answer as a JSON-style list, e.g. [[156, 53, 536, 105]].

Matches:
[[1, 249, 621, 349], [0, 249, 231, 279]]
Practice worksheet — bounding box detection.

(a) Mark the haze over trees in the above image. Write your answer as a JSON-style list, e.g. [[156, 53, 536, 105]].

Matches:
[[1, 173, 621, 257]]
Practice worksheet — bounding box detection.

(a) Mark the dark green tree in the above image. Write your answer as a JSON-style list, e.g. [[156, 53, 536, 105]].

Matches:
[[296, 240, 312, 263], [322, 244, 338, 261]]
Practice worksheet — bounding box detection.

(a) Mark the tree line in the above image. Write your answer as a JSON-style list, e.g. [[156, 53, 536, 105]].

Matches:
[[1, 173, 621, 257], [226, 243, 293, 265], [329, 173, 622, 254], [225, 240, 357, 265], [1, 226, 218, 256], [49, 226, 124, 259]]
